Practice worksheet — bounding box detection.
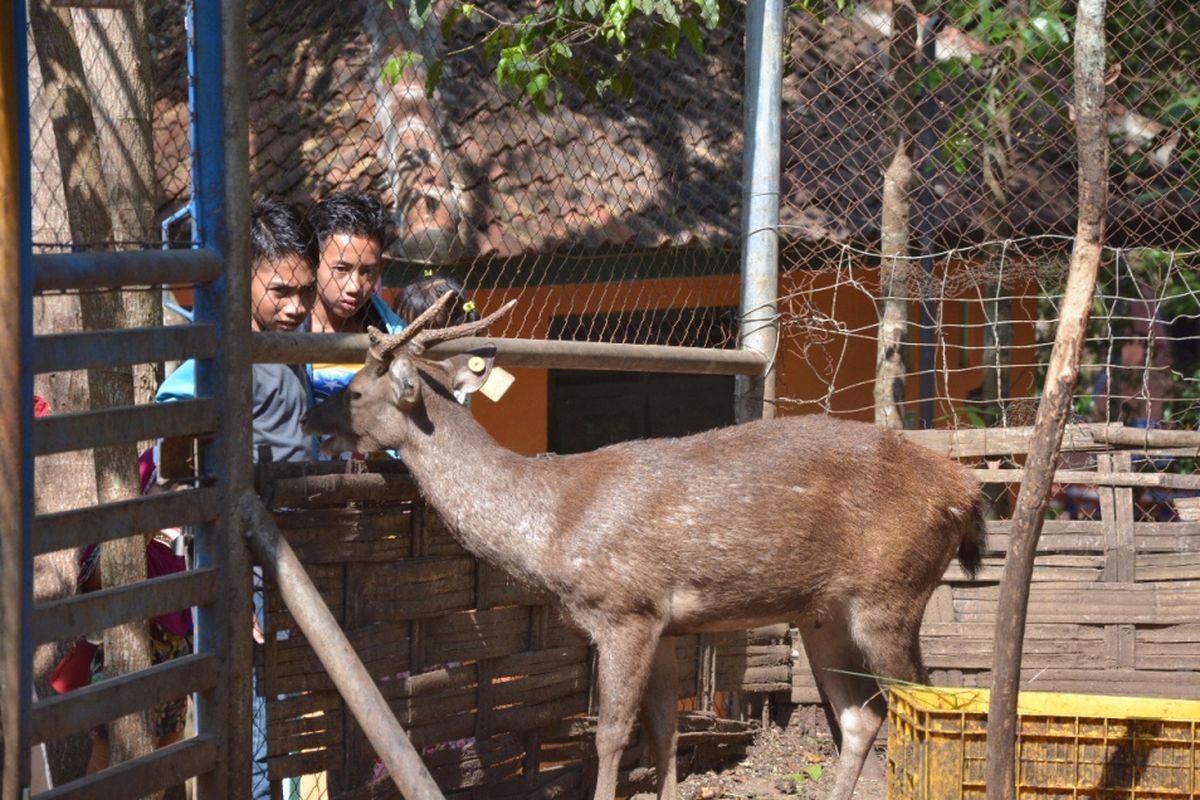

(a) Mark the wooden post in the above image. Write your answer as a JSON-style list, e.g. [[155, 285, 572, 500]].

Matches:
[[238, 493, 447, 800], [1, 3, 32, 795], [983, 2, 1108, 797]]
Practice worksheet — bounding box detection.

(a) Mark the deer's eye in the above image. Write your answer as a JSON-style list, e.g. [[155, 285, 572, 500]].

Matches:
[[349, 391, 362, 401]]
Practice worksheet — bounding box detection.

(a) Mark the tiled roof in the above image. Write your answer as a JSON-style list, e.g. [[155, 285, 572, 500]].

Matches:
[[149, 1, 1198, 262]]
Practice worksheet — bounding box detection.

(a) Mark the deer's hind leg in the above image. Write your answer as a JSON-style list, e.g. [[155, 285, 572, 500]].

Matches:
[[591, 617, 666, 800], [639, 638, 679, 800], [798, 604, 890, 800]]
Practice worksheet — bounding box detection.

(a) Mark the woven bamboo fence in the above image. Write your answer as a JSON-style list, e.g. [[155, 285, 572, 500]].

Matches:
[[255, 460, 791, 799], [789, 424, 1200, 704]]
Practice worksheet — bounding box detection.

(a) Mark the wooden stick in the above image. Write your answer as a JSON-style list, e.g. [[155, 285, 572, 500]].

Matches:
[[984, 2, 1109, 797], [238, 492, 446, 800]]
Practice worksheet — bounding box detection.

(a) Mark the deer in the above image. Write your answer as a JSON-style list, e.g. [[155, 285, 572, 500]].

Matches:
[[301, 292, 986, 800]]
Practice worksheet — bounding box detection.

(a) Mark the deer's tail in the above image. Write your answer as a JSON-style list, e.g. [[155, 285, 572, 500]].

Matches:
[[957, 495, 987, 580]]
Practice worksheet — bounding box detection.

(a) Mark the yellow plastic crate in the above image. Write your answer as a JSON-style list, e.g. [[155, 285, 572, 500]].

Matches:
[[887, 686, 1200, 799]]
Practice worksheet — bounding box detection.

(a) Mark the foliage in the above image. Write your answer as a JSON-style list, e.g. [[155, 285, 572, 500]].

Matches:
[[384, 0, 728, 110], [786, 764, 824, 782]]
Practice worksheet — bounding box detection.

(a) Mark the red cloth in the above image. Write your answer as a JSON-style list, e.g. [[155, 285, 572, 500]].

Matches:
[[33, 395, 49, 418], [48, 639, 97, 694]]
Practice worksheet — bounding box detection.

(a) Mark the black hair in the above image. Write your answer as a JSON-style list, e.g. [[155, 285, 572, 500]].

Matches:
[[249, 197, 318, 268], [306, 191, 392, 250], [392, 274, 480, 328]]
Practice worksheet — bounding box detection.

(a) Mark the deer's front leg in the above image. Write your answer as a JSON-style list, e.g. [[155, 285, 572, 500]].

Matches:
[[591, 618, 665, 800]]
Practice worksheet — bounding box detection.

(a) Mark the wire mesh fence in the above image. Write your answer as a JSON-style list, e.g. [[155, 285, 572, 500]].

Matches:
[[21, 0, 1200, 797]]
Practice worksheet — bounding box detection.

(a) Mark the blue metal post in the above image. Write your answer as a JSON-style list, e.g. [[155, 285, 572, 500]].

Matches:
[[191, 0, 253, 797]]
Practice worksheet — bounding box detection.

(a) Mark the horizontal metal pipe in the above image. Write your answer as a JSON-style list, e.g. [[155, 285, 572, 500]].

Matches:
[[33, 398, 216, 456], [239, 492, 445, 800], [32, 568, 217, 645], [33, 248, 221, 293], [33, 324, 217, 374], [253, 333, 767, 376], [34, 734, 217, 800], [31, 653, 217, 743], [972, 468, 1200, 490], [34, 488, 219, 556]]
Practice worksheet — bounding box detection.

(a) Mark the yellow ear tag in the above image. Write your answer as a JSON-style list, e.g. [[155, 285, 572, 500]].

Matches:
[[467, 356, 486, 374]]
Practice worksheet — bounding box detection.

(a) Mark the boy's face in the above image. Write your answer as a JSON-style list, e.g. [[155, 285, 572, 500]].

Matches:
[[251, 254, 317, 332], [317, 233, 382, 320]]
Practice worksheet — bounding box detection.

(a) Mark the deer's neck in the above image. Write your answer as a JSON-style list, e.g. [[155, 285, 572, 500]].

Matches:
[[400, 400, 557, 589]]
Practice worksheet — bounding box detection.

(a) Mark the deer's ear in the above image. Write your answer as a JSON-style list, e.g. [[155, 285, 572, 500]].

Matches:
[[446, 345, 496, 398], [387, 357, 422, 407]]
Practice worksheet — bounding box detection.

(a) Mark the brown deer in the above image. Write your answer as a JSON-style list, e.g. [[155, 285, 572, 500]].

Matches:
[[302, 293, 985, 800]]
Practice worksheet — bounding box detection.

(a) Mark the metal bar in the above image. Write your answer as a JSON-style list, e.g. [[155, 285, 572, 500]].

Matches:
[[32, 568, 217, 645], [33, 398, 216, 456], [914, 14, 944, 429], [1, 1, 33, 794], [32, 248, 222, 293], [253, 333, 767, 376], [34, 734, 218, 800], [192, 0, 253, 796], [239, 493, 446, 800], [31, 653, 218, 743], [32, 323, 217, 373], [34, 487, 219, 555], [736, 0, 783, 422]]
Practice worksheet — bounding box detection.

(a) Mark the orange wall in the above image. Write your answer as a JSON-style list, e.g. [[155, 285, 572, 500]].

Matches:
[[469, 268, 1041, 453]]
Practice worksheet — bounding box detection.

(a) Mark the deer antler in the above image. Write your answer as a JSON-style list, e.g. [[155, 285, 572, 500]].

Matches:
[[407, 298, 517, 355], [365, 293, 516, 372]]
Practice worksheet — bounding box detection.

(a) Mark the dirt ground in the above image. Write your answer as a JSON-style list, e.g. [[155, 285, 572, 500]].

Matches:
[[657, 706, 888, 800]]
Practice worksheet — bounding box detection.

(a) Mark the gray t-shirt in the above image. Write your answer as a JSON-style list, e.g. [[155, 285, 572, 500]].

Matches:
[[155, 360, 314, 463]]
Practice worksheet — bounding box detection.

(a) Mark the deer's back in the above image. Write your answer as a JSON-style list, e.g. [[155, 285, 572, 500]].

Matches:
[[540, 414, 979, 624]]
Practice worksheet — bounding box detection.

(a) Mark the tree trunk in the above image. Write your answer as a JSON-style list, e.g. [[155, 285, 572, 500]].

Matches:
[[874, 1, 918, 428], [984, 1, 1109, 797], [28, 0, 156, 782]]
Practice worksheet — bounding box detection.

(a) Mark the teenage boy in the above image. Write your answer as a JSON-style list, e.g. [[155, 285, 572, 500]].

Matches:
[[304, 190, 404, 401], [156, 197, 319, 464]]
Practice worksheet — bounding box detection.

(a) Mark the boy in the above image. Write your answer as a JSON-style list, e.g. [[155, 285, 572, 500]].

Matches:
[[157, 197, 319, 464], [304, 190, 404, 401]]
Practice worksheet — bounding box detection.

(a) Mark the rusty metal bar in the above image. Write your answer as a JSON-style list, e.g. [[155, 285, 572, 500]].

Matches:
[[35, 734, 218, 800], [252, 332, 767, 376], [239, 492, 446, 800], [32, 398, 217, 456], [0, 1, 32, 795], [34, 487, 219, 555], [32, 248, 222, 293], [31, 568, 217, 644], [33, 323, 218, 373], [31, 652, 218, 743]]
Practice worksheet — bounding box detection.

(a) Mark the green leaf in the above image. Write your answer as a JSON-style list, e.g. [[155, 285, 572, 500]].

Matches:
[[424, 59, 444, 97], [680, 16, 704, 57], [408, 0, 433, 32]]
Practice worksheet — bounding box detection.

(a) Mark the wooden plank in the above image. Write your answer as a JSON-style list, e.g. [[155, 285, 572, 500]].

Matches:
[[32, 248, 222, 292], [35, 734, 218, 800], [33, 487, 219, 555], [31, 653, 217, 743], [32, 568, 217, 644], [972, 468, 1200, 490], [33, 399, 217, 456], [269, 472, 422, 509], [952, 582, 1200, 625], [32, 324, 217, 374], [902, 423, 1113, 458]]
